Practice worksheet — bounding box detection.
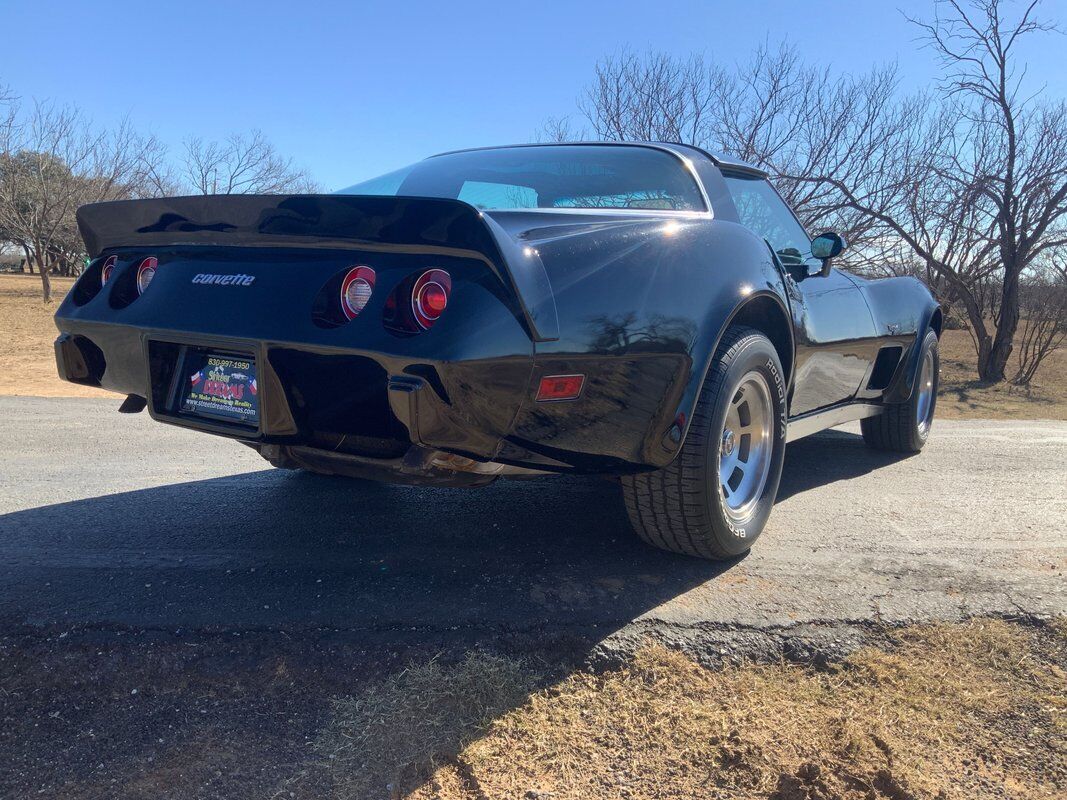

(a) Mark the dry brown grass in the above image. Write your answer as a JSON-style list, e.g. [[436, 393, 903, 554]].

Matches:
[[319, 619, 1067, 800], [937, 328, 1067, 420], [0, 273, 114, 397], [316, 652, 539, 797]]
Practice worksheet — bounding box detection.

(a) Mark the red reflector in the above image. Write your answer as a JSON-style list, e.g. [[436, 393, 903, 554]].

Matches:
[[536, 374, 585, 402]]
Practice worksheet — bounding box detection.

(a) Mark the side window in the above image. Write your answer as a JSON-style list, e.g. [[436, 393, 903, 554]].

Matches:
[[722, 173, 813, 267]]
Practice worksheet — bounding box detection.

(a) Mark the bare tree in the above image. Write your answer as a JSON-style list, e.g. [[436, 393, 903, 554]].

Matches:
[[565, 45, 905, 268], [907, 0, 1066, 380], [578, 50, 717, 146], [0, 80, 319, 300], [536, 115, 581, 144], [0, 82, 15, 138], [0, 103, 95, 301], [711, 47, 908, 265], [564, 1, 1066, 384], [1012, 254, 1067, 386], [180, 130, 318, 195], [801, 0, 1067, 382], [0, 100, 168, 301], [89, 116, 173, 201], [0, 83, 22, 267]]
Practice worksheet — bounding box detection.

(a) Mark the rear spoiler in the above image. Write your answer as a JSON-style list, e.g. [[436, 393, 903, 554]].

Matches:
[[76, 194, 559, 342]]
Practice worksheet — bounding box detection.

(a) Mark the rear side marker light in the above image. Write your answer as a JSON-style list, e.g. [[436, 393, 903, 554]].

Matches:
[[412, 269, 451, 329], [135, 256, 158, 295], [536, 374, 585, 402], [100, 255, 117, 287], [340, 266, 376, 320]]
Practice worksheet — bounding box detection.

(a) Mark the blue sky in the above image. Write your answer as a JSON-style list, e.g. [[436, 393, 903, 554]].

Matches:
[[2, 0, 1064, 190]]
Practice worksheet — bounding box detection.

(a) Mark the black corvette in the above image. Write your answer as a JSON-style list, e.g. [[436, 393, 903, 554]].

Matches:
[[54, 143, 941, 559]]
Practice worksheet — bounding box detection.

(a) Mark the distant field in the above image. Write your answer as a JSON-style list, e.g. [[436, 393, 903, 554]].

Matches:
[[938, 323, 1067, 420], [0, 272, 1063, 416]]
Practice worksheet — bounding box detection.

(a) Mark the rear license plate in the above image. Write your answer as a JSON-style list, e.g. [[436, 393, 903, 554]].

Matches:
[[180, 352, 259, 426]]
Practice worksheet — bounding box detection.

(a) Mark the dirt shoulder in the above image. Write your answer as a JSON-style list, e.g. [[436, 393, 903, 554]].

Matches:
[[2, 273, 1064, 416], [0, 274, 115, 398]]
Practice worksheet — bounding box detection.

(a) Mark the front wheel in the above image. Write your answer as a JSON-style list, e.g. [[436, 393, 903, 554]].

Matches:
[[622, 326, 788, 560], [861, 329, 939, 453]]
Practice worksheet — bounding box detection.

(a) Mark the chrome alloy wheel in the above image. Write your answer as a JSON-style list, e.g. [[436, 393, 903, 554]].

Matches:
[[717, 371, 774, 522], [915, 347, 936, 435]]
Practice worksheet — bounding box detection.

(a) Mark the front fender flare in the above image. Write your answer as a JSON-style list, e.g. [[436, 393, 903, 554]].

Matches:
[[883, 300, 942, 404]]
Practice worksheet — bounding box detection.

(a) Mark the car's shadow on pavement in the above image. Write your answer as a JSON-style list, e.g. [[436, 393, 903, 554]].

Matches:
[[0, 428, 909, 639], [0, 468, 734, 641], [776, 429, 913, 502]]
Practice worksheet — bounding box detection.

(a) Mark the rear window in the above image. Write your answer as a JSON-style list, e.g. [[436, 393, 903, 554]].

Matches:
[[337, 145, 706, 212]]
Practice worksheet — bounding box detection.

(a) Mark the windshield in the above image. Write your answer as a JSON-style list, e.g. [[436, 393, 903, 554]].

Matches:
[[336, 145, 706, 212]]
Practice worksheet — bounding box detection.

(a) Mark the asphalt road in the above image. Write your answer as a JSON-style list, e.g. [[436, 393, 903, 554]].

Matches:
[[2, 396, 1064, 654]]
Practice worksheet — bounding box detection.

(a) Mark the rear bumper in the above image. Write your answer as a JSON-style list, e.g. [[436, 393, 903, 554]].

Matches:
[[54, 320, 530, 469]]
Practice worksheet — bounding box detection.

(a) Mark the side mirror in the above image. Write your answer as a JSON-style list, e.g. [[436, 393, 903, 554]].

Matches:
[[809, 232, 847, 277]]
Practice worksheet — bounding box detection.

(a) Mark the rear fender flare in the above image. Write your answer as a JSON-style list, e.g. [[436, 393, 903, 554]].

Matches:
[[665, 290, 794, 457]]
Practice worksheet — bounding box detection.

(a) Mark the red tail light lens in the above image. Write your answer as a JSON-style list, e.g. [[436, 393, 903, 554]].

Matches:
[[536, 374, 585, 402], [100, 255, 117, 287], [412, 269, 451, 329], [135, 256, 158, 295], [340, 266, 376, 320], [420, 283, 448, 314]]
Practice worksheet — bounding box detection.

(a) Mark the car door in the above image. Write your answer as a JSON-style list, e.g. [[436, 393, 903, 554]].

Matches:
[[720, 171, 879, 415]]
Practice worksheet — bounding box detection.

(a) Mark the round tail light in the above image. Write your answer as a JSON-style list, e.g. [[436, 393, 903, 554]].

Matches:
[[340, 266, 376, 320], [100, 255, 117, 287], [135, 256, 158, 295], [412, 269, 451, 329]]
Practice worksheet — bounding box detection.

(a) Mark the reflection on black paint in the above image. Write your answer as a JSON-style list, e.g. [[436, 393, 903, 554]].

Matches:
[[586, 312, 696, 355]]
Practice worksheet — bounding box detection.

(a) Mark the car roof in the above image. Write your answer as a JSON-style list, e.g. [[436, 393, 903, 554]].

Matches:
[[428, 141, 768, 176]]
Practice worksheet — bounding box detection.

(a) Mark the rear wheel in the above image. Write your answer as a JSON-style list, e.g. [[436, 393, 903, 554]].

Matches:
[[861, 330, 939, 453], [622, 326, 787, 559]]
